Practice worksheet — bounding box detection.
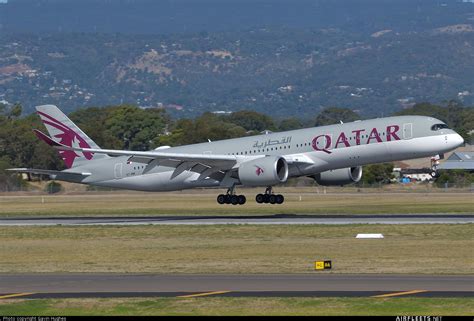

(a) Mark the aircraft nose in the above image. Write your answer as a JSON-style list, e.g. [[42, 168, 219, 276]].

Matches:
[[453, 133, 464, 147]]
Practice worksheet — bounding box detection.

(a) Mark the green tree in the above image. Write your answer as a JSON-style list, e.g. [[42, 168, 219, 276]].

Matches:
[[314, 107, 361, 126], [104, 105, 168, 150], [359, 163, 394, 185], [278, 117, 303, 131], [69, 107, 122, 149], [435, 170, 474, 188], [9, 103, 22, 119], [227, 110, 276, 132], [153, 113, 248, 147]]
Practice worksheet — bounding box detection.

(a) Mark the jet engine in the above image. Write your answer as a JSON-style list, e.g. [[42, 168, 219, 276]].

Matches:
[[312, 166, 362, 186], [238, 156, 289, 187]]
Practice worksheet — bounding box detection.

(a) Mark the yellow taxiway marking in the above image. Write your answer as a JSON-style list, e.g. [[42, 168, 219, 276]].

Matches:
[[177, 291, 231, 298], [0, 293, 35, 299], [372, 290, 428, 298]]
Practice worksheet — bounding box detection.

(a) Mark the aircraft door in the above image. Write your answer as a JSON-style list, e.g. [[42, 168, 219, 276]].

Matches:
[[114, 163, 123, 179], [403, 123, 413, 140]]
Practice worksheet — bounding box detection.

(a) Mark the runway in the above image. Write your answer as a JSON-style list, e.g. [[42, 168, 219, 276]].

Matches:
[[0, 274, 472, 299], [0, 214, 473, 226]]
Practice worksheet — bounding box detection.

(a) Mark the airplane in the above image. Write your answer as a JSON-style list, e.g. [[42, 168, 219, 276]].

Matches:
[[8, 105, 464, 205]]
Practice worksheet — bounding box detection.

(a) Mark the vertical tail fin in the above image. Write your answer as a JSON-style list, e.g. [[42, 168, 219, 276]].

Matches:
[[35, 104, 107, 168]]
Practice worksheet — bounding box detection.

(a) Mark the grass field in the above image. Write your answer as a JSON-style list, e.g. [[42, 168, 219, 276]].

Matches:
[[0, 297, 472, 316], [0, 189, 473, 217], [1, 189, 472, 315], [1, 224, 472, 274]]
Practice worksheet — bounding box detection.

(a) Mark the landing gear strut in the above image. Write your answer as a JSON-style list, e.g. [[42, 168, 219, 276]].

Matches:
[[430, 155, 442, 178], [217, 185, 246, 205], [256, 186, 284, 204]]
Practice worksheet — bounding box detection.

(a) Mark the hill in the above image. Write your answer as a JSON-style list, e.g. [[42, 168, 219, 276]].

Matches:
[[0, 0, 473, 117]]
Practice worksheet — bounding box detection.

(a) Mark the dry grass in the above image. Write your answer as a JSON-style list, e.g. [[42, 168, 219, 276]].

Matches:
[[0, 189, 473, 217], [0, 224, 472, 274], [0, 297, 473, 316]]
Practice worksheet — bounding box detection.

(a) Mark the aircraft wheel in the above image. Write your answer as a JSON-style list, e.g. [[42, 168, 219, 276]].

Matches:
[[238, 195, 246, 205], [231, 195, 239, 205], [256, 194, 264, 203], [263, 194, 270, 203], [275, 194, 284, 204], [224, 195, 232, 204], [217, 194, 226, 204], [269, 194, 276, 204]]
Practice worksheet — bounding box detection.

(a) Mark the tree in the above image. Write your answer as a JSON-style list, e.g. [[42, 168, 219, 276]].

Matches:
[[104, 105, 168, 150], [226, 110, 276, 132], [153, 113, 249, 147], [69, 106, 122, 149], [314, 107, 361, 126], [358, 163, 394, 185], [278, 117, 303, 131], [435, 170, 474, 188], [9, 103, 22, 119]]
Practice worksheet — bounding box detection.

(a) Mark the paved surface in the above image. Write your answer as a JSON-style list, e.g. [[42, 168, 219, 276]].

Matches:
[[0, 274, 472, 298], [0, 214, 473, 225]]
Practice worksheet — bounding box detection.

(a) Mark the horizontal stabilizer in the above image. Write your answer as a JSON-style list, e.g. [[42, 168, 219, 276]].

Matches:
[[33, 129, 62, 147], [6, 168, 91, 177]]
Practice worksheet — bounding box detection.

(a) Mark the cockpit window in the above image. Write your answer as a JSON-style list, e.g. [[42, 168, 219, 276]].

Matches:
[[431, 124, 449, 131]]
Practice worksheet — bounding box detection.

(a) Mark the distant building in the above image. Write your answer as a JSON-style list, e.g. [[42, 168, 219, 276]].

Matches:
[[438, 152, 474, 171], [211, 111, 232, 115]]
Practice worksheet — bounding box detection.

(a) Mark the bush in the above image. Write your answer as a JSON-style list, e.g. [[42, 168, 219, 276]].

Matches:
[[435, 170, 474, 188], [45, 181, 63, 194]]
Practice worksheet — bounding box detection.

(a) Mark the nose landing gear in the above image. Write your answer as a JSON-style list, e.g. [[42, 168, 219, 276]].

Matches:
[[256, 186, 284, 204], [430, 154, 443, 178]]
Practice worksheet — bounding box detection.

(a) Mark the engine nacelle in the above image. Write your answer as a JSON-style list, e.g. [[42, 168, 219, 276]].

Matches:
[[313, 166, 362, 186], [238, 156, 289, 187]]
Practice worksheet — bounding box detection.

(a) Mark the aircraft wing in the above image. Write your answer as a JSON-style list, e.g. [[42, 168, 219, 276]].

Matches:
[[72, 147, 242, 180]]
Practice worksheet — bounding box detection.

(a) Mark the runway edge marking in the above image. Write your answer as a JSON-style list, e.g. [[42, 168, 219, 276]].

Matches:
[[177, 291, 231, 298], [0, 293, 35, 299], [371, 290, 428, 298]]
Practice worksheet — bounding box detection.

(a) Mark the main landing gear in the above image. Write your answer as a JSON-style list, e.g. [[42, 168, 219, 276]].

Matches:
[[216, 186, 285, 205], [255, 186, 285, 205], [217, 185, 246, 205]]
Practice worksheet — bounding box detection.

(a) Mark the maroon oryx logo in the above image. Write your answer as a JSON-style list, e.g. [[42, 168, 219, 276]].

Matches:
[[36, 111, 93, 168], [255, 165, 264, 176]]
